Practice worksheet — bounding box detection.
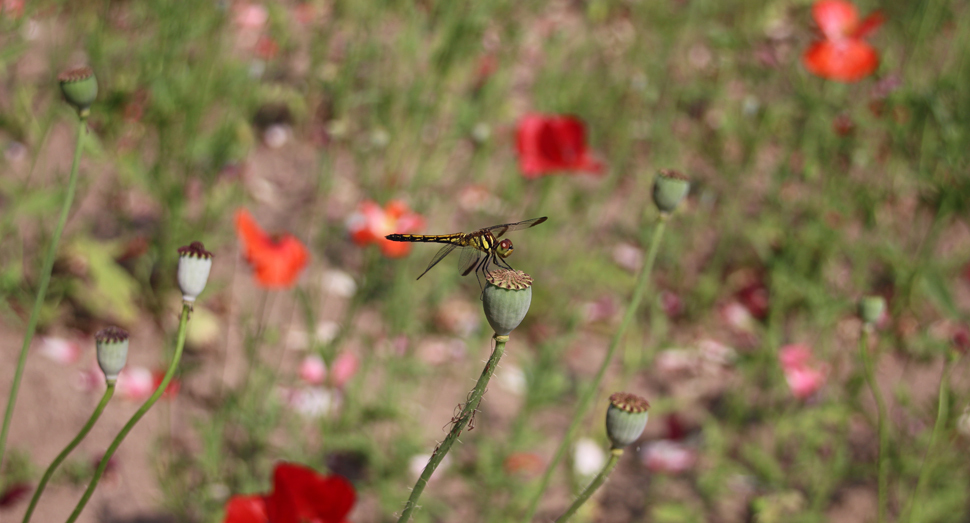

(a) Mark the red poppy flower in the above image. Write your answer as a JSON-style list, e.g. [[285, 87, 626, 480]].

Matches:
[[803, 0, 884, 82], [515, 114, 604, 178], [236, 209, 310, 288], [346, 200, 424, 258], [223, 462, 356, 523]]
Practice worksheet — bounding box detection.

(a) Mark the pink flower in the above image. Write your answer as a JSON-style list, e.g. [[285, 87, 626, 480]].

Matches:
[[778, 344, 829, 399], [299, 354, 327, 385], [117, 367, 154, 401], [330, 352, 358, 389], [37, 336, 82, 365], [234, 3, 268, 31], [641, 440, 696, 474], [515, 114, 604, 178]]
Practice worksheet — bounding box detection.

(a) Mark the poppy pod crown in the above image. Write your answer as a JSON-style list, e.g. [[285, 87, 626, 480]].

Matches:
[[177, 241, 213, 303]]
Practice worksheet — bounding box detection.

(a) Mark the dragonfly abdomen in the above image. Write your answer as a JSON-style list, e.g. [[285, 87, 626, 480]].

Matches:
[[385, 233, 466, 244]]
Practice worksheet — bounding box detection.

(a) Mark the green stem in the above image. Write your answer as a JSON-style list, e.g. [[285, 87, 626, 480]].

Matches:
[[903, 354, 956, 523], [22, 385, 115, 523], [859, 326, 889, 523], [65, 304, 191, 523], [0, 115, 87, 471], [554, 448, 622, 523], [523, 216, 668, 522], [396, 334, 509, 523]]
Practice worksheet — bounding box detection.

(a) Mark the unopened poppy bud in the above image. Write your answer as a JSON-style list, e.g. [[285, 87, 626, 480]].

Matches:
[[606, 392, 650, 449], [58, 67, 98, 118], [858, 295, 885, 325], [482, 269, 533, 336], [96, 326, 129, 384], [652, 169, 690, 214], [177, 242, 213, 303]]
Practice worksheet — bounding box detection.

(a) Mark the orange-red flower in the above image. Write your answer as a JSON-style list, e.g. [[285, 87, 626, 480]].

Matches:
[[803, 0, 884, 82], [516, 114, 604, 178], [346, 200, 424, 258], [236, 209, 309, 288], [223, 462, 356, 523]]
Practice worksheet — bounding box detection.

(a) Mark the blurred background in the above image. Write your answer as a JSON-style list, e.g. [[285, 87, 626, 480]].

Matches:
[[1, 0, 970, 521]]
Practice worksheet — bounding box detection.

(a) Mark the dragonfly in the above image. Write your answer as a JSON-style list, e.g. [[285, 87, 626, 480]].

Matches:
[[385, 217, 548, 283]]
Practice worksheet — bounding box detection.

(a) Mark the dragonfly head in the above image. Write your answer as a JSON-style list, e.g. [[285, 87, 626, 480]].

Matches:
[[496, 239, 514, 259]]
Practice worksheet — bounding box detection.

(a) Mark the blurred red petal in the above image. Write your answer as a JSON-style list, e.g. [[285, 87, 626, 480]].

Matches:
[[236, 209, 309, 288], [812, 0, 859, 40], [803, 39, 878, 82], [151, 370, 181, 399], [266, 463, 356, 523], [223, 495, 268, 523], [516, 114, 603, 177], [380, 238, 412, 258], [853, 11, 885, 39]]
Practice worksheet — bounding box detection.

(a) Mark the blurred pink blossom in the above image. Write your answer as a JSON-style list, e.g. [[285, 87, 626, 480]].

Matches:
[[721, 301, 756, 332], [299, 354, 327, 385], [75, 361, 104, 392], [1, 0, 24, 19], [655, 349, 697, 376], [234, 3, 268, 31], [584, 296, 618, 323], [37, 336, 82, 365], [778, 344, 829, 399], [117, 367, 154, 401], [641, 440, 696, 474], [330, 352, 359, 389]]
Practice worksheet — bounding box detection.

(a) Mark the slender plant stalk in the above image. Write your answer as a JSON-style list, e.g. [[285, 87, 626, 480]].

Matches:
[[523, 216, 668, 522], [554, 448, 622, 523], [859, 326, 889, 523], [397, 334, 509, 523], [65, 304, 191, 523], [903, 354, 957, 523], [0, 116, 87, 472], [22, 385, 115, 523]]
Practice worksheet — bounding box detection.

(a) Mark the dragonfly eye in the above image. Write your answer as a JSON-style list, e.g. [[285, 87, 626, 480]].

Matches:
[[497, 239, 514, 258]]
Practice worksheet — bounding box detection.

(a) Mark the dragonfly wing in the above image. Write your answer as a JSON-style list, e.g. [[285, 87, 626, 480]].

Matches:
[[417, 243, 459, 280], [458, 245, 484, 276], [488, 216, 548, 238]]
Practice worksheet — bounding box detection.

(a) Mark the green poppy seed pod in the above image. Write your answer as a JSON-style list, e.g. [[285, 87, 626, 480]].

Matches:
[[96, 326, 129, 384], [652, 169, 690, 214], [177, 242, 213, 303], [482, 269, 533, 336], [858, 295, 885, 325], [58, 67, 98, 118], [605, 392, 650, 449]]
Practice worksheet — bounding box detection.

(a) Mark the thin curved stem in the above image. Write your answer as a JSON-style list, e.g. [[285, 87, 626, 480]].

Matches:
[[22, 385, 115, 523], [396, 334, 508, 523], [554, 448, 622, 523], [0, 115, 87, 471], [523, 216, 668, 522], [65, 304, 191, 523], [859, 326, 889, 523], [903, 354, 957, 523]]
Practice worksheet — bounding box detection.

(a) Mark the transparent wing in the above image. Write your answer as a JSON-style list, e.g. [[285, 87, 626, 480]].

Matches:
[[416, 243, 459, 280], [458, 245, 484, 276], [486, 216, 548, 238]]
